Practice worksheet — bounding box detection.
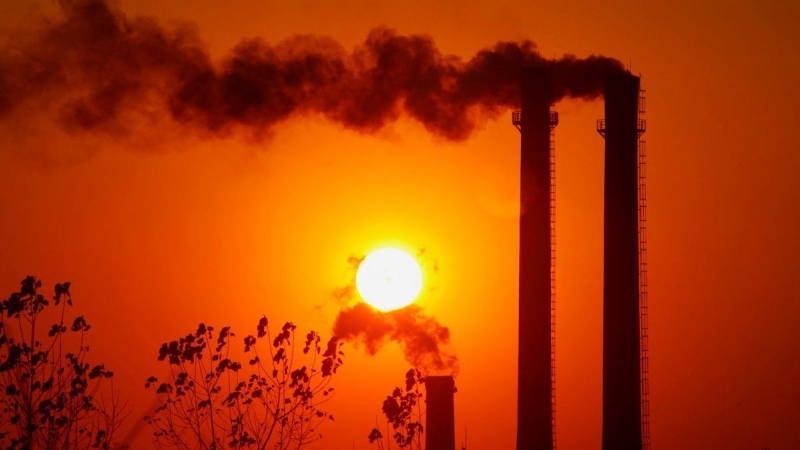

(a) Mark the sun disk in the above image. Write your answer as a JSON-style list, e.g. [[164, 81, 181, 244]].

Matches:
[[356, 248, 422, 312]]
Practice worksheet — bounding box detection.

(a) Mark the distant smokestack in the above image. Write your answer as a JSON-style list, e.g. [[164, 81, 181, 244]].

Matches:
[[516, 66, 555, 450], [425, 375, 455, 450], [600, 73, 643, 450]]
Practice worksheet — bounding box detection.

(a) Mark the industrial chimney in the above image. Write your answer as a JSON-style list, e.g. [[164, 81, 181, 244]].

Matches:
[[512, 68, 648, 450], [597, 73, 645, 450], [514, 66, 557, 450], [425, 375, 456, 450]]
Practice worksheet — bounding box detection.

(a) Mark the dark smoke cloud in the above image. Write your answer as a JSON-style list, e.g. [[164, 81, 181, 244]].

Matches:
[[330, 252, 455, 375], [0, 0, 627, 144], [333, 302, 458, 375]]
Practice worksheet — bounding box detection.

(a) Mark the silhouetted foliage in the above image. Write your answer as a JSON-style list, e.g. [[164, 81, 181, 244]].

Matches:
[[368, 368, 425, 450], [145, 317, 344, 449], [0, 276, 125, 450]]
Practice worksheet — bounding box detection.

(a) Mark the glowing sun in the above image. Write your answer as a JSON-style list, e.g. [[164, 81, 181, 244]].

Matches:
[[356, 248, 423, 312]]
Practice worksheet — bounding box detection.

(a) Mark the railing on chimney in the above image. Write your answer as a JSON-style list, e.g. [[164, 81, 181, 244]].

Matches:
[[596, 118, 646, 137], [511, 110, 559, 132]]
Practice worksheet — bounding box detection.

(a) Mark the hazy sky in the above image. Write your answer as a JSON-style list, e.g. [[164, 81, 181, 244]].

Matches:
[[1, 1, 799, 449]]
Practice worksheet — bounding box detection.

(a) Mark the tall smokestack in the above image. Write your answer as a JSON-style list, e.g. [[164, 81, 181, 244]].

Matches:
[[425, 375, 455, 450], [599, 73, 643, 450], [515, 66, 556, 450]]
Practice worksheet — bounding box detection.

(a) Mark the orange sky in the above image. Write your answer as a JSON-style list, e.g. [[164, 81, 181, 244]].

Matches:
[[1, 1, 799, 449]]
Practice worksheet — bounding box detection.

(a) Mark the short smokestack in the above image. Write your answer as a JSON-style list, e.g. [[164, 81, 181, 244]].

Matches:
[[425, 375, 455, 450]]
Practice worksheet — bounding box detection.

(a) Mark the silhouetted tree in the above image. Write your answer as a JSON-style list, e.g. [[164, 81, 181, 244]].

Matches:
[[144, 318, 344, 449], [368, 369, 425, 450], [0, 276, 125, 450]]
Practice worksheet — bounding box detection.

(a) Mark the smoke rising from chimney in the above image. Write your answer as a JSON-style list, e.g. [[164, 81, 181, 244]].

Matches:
[[331, 251, 456, 375], [333, 302, 458, 375], [0, 0, 628, 144]]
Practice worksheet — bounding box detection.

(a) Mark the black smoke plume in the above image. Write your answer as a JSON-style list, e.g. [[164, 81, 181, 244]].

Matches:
[[333, 302, 458, 375], [0, 0, 627, 143]]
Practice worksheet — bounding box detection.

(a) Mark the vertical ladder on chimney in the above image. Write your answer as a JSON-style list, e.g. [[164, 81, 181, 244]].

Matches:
[[549, 109, 558, 450], [637, 89, 651, 450]]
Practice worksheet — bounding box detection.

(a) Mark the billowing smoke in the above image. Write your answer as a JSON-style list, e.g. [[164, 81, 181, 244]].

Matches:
[[331, 251, 455, 375], [0, 0, 627, 143], [333, 302, 458, 375]]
